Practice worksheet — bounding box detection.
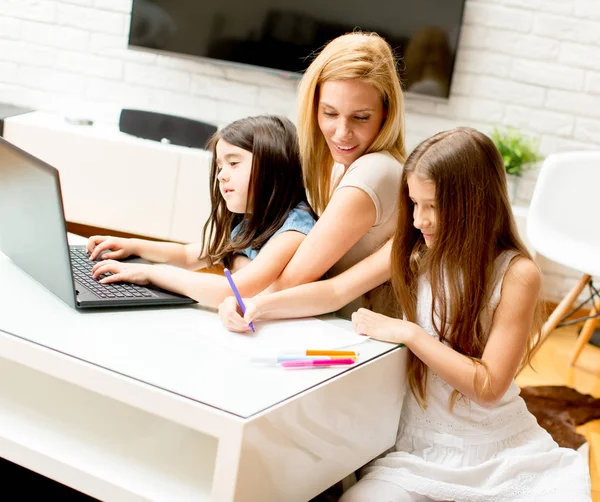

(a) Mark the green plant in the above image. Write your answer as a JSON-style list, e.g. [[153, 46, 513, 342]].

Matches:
[[490, 126, 543, 177]]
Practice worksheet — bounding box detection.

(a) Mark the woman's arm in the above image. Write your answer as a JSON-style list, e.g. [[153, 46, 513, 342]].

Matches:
[[92, 231, 306, 308], [269, 187, 377, 289], [353, 257, 541, 408], [219, 239, 392, 331]]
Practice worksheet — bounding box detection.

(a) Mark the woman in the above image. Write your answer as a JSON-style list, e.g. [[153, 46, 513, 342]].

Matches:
[[272, 31, 407, 317]]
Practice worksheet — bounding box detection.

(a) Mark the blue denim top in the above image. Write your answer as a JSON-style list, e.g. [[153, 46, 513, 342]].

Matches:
[[230, 203, 316, 260]]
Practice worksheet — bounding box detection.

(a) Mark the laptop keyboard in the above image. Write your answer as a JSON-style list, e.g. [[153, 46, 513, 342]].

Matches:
[[70, 248, 153, 299]]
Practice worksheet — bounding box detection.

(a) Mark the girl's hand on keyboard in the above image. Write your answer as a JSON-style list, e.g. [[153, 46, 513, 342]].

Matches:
[[87, 235, 137, 261], [91, 260, 151, 285]]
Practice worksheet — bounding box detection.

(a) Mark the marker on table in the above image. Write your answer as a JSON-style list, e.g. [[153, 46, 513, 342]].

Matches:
[[250, 355, 350, 365], [223, 268, 255, 333], [279, 349, 358, 357], [280, 358, 356, 369]]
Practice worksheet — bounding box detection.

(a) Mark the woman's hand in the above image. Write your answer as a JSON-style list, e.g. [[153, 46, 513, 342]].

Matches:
[[91, 260, 152, 285], [87, 235, 138, 261], [218, 296, 259, 333], [351, 308, 419, 345]]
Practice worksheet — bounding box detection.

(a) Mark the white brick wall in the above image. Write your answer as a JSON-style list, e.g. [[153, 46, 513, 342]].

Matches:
[[1, 0, 599, 304]]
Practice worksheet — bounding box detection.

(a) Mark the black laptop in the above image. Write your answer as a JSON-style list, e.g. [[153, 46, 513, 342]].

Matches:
[[0, 136, 196, 309]]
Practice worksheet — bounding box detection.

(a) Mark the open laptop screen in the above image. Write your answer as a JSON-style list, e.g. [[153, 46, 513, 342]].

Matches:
[[0, 137, 77, 308]]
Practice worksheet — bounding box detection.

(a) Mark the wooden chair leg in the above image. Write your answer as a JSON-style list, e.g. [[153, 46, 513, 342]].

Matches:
[[529, 274, 590, 358], [570, 296, 600, 366]]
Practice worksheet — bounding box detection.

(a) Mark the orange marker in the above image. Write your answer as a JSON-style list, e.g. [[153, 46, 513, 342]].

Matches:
[[281, 350, 358, 357]]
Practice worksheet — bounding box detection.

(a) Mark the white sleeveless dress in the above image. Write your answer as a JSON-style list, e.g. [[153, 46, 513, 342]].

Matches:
[[360, 252, 591, 501]]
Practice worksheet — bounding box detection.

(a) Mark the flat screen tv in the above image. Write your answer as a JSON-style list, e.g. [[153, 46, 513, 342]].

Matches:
[[128, 0, 466, 99]]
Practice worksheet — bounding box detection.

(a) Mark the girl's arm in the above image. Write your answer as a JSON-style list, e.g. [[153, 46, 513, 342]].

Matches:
[[132, 240, 205, 269], [231, 254, 252, 272], [87, 235, 204, 270], [353, 257, 541, 408], [92, 231, 307, 308], [219, 239, 392, 331], [269, 187, 377, 289]]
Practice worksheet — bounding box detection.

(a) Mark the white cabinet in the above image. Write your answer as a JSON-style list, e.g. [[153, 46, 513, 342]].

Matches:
[[3, 112, 212, 243], [170, 150, 212, 243]]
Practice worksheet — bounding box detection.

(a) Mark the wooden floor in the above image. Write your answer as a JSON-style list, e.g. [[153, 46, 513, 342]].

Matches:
[[516, 325, 600, 501]]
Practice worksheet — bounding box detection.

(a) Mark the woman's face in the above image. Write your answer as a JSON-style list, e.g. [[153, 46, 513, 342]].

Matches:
[[317, 79, 386, 168]]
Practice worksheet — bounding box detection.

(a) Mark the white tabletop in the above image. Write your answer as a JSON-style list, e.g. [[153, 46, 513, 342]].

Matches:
[[0, 236, 399, 418]]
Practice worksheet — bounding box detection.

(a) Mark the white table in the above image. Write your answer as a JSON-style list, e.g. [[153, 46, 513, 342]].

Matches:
[[0, 237, 407, 501]]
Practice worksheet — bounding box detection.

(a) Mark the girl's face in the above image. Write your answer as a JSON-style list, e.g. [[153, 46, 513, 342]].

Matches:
[[317, 79, 385, 168], [407, 173, 437, 247], [216, 139, 253, 214]]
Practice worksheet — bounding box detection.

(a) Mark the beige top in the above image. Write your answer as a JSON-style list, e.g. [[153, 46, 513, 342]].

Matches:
[[328, 150, 403, 318]]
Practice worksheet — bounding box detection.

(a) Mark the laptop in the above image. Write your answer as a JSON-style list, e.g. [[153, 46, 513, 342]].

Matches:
[[0, 136, 196, 309]]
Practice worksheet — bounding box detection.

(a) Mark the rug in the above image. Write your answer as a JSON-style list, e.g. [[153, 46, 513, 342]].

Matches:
[[520, 385, 600, 449]]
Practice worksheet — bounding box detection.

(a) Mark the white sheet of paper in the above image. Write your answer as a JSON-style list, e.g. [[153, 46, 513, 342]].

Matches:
[[37, 308, 368, 359], [198, 316, 370, 355]]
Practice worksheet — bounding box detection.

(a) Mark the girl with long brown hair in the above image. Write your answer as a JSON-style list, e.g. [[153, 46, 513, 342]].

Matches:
[[220, 128, 590, 501], [86, 115, 316, 308]]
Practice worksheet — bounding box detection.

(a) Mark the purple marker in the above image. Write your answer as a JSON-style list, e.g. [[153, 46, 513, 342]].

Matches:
[[223, 268, 255, 332]]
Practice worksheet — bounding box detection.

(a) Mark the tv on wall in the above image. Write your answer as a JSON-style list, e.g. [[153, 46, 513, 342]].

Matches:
[[128, 0, 467, 99]]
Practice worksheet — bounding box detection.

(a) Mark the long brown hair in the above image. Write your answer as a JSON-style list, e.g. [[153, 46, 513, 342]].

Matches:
[[391, 127, 542, 408], [297, 31, 407, 214], [201, 115, 313, 268]]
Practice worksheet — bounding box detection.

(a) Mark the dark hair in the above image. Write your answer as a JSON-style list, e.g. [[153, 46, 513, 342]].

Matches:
[[201, 115, 314, 268], [391, 127, 541, 408]]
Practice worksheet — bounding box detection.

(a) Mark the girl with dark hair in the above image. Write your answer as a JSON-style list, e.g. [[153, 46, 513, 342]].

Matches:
[[86, 115, 316, 308], [220, 127, 590, 501]]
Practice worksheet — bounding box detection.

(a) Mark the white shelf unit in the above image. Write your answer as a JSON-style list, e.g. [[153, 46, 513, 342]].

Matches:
[[0, 357, 217, 501], [3, 112, 212, 243]]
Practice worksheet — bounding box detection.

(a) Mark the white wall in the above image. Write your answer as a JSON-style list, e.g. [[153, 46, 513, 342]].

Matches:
[[1, 0, 599, 303]]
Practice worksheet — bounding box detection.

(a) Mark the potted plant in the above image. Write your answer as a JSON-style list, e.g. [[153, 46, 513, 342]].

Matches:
[[490, 126, 543, 203]]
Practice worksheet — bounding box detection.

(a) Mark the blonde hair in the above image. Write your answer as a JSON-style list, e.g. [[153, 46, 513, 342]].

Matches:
[[297, 32, 407, 214]]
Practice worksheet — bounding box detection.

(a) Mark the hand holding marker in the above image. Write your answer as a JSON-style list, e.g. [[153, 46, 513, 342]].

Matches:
[[223, 268, 255, 332], [221, 270, 357, 368]]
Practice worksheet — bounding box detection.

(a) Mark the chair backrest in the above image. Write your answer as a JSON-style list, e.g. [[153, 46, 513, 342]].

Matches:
[[526, 150, 600, 276]]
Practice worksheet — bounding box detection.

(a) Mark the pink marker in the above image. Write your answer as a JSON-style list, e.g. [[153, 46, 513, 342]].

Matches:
[[280, 358, 356, 368]]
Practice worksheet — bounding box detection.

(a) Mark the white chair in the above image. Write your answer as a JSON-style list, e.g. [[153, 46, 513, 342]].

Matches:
[[526, 151, 600, 366]]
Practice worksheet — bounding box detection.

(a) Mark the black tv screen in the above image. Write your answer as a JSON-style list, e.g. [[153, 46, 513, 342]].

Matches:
[[129, 0, 466, 99]]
